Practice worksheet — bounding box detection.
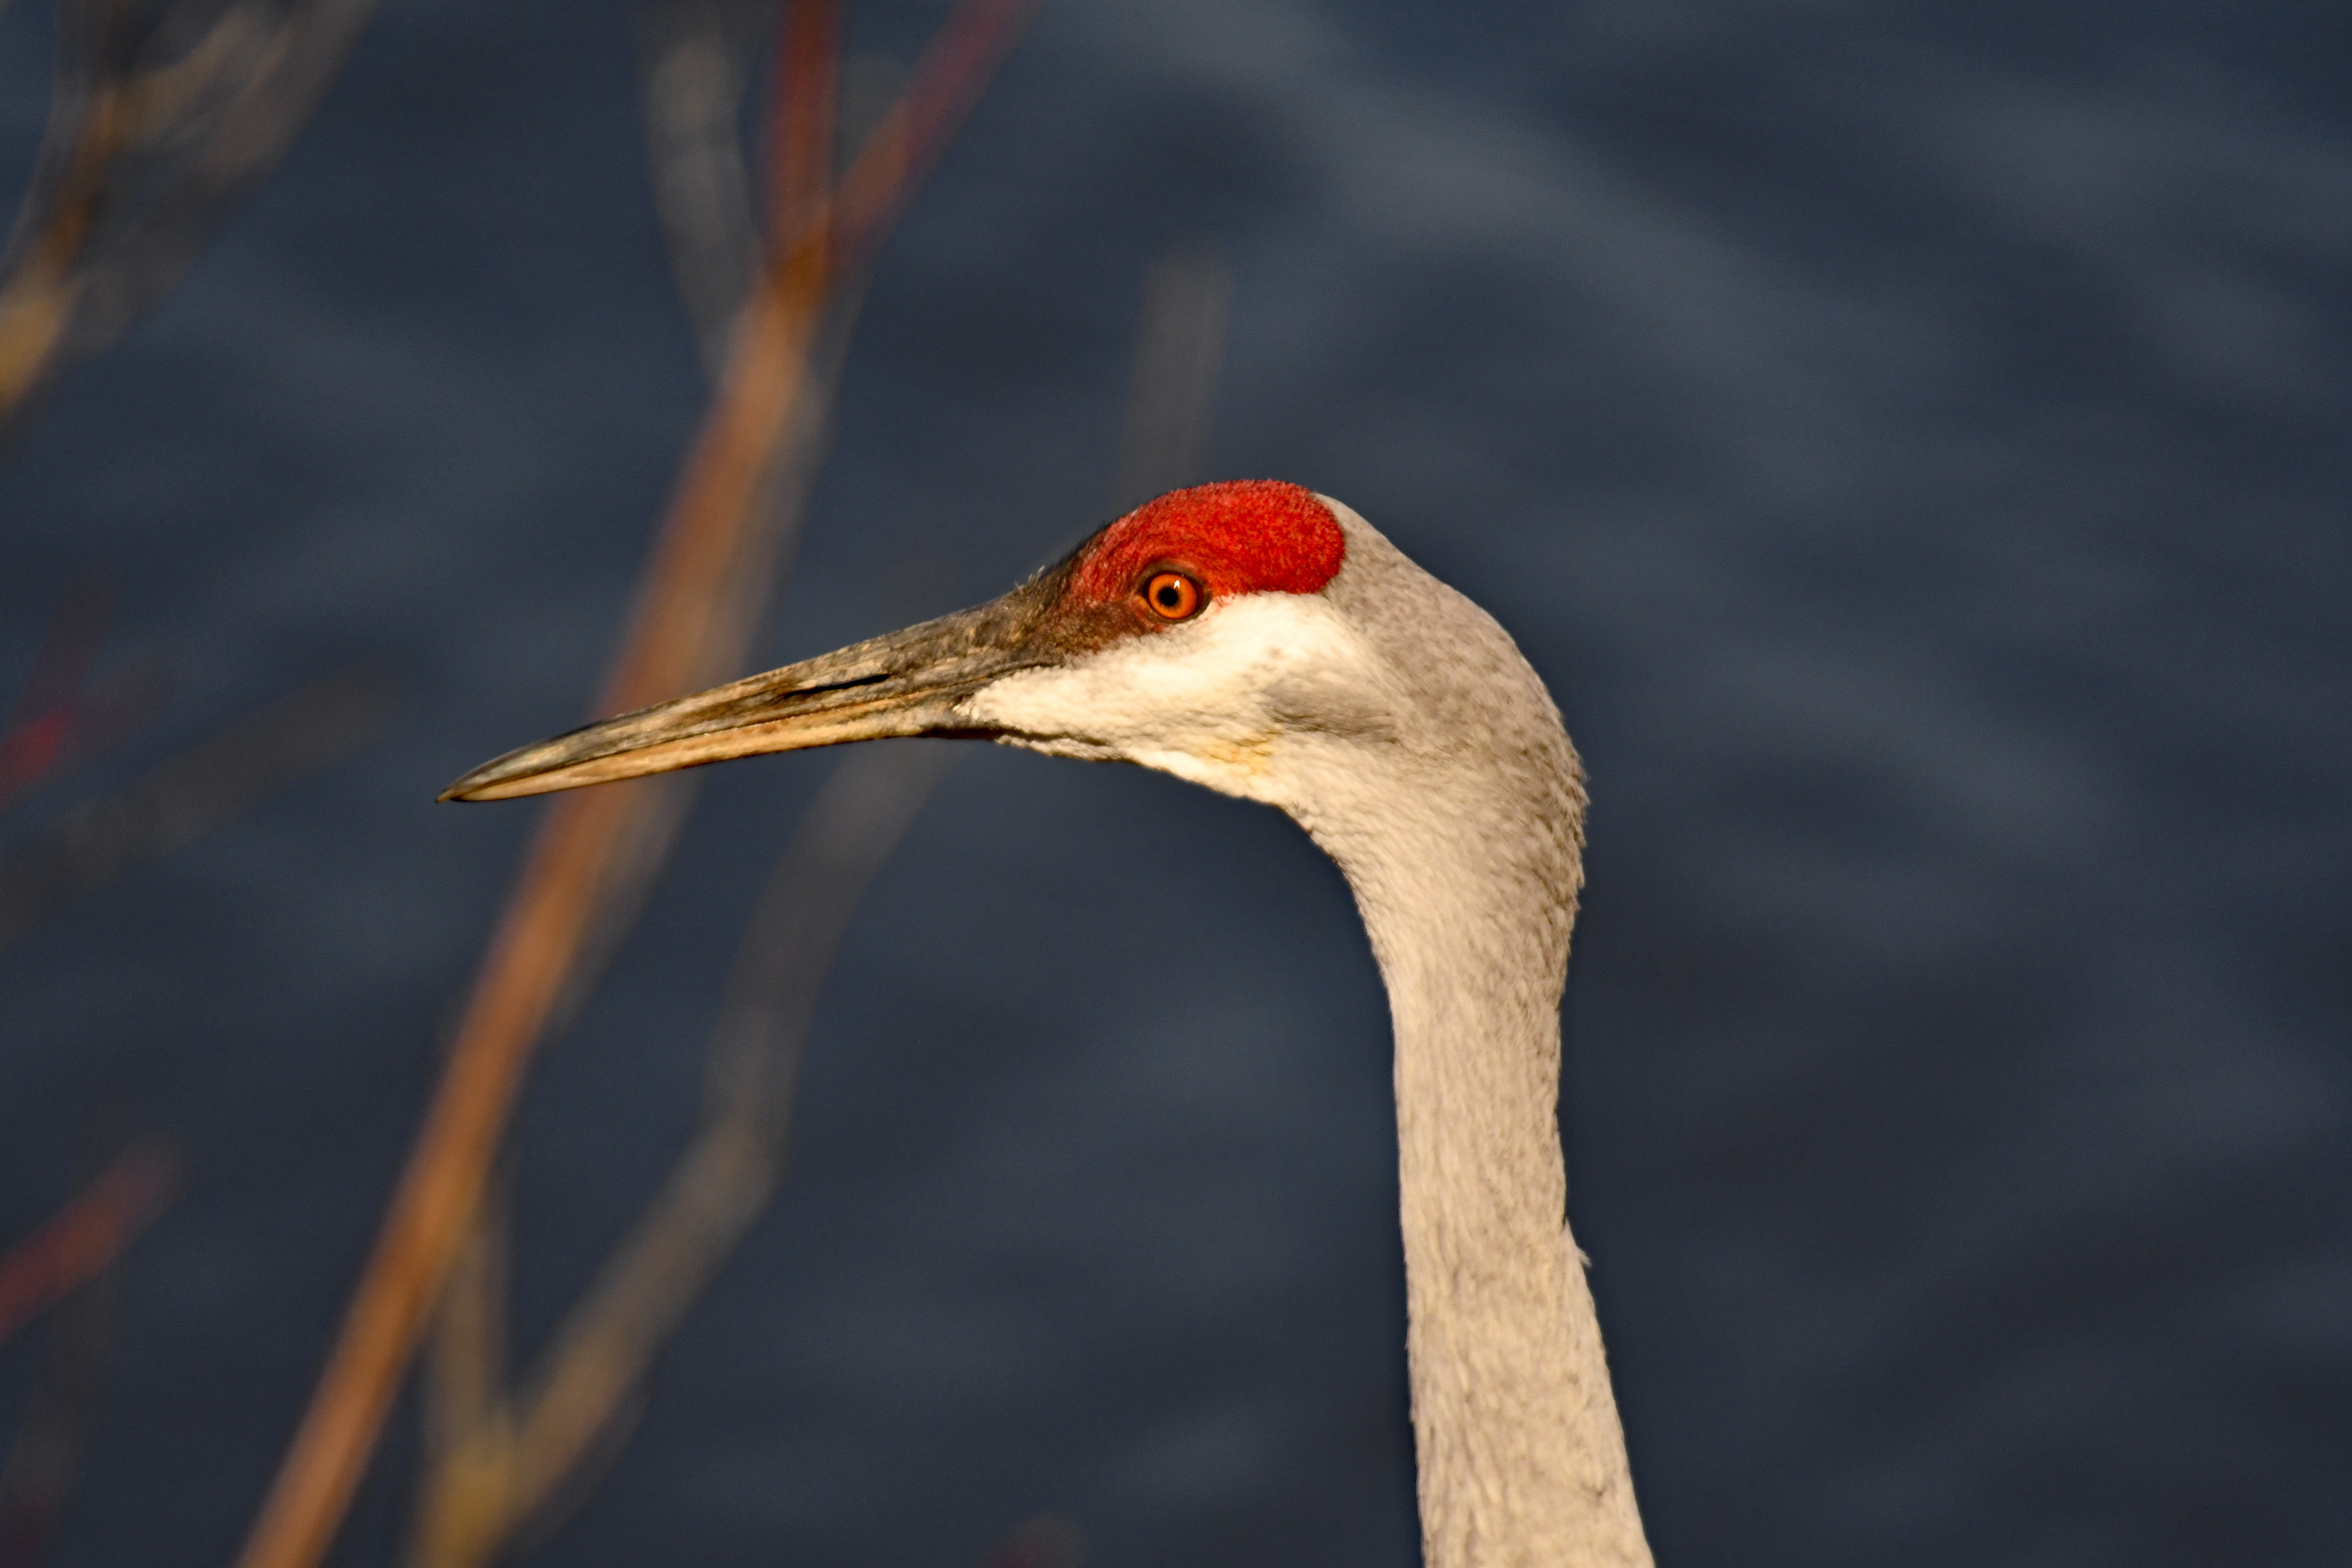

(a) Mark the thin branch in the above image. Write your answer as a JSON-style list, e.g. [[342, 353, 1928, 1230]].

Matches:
[[0, 1269, 113, 1568], [0, 1135, 173, 1568], [408, 1184, 511, 1568], [0, 665, 397, 953], [418, 1179, 506, 1481], [766, 0, 838, 256], [825, 0, 1045, 278], [0, 574, 106, 814], [0, 1141, 177, 1351], [631, 0, 768, 373], [0, 573, 173, 819], [0, 662, 168, 822], [0, 0, 378, 444]]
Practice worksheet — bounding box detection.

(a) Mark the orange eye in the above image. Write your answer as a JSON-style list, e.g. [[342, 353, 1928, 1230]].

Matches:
[[1143, 571, 1203, 620]]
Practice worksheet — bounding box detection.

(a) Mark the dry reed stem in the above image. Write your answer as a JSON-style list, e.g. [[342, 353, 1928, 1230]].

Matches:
[[409, 1185, 512, 1568], [0, 1141, 177, 1350], [418, 1181, 506, 1481], [233, 3, 1045, 1566]]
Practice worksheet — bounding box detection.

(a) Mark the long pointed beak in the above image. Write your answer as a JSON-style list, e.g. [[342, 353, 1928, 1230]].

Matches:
[[441, 591, 1050, 803]]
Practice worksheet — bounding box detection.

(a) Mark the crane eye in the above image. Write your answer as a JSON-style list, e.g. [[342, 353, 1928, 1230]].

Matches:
[[1143, 571, 1203, 620]]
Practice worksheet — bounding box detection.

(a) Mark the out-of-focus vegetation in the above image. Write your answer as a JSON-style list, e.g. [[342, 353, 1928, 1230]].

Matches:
[[0, 0, 376, 444], [0, 6, 395, 1545], [1, 2, 1227, 1565], [0, 1139, 178, 1568]]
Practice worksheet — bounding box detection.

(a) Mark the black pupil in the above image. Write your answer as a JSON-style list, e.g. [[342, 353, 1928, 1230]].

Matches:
[[1156, 580, 1182, 608]]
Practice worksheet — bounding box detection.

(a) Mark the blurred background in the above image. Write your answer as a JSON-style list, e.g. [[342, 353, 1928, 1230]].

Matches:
[[0, 2, 2347, 1566]]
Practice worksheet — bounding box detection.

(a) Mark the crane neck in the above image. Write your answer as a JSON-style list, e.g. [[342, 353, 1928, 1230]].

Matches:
[[1306, 769, 1651, 1568]]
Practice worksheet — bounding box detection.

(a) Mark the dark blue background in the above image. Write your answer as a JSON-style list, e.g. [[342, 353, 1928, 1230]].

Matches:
[[2, 2, 2347, 1564]]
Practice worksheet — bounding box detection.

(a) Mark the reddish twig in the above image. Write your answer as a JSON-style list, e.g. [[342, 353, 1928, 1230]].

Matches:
[[0, 662, 169, 820], [0, 1141, 178, 1351], [826, 0, 1043, 277], [0, 1134, 176, 1568], [0, 575, 110, 814]]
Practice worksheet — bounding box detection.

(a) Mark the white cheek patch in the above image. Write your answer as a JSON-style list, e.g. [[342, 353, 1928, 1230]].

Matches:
[[959, 592, 1385, 802]]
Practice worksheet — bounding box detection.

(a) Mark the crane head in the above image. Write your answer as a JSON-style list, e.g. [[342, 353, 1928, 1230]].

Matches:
[[439, 480, 1410, 811]]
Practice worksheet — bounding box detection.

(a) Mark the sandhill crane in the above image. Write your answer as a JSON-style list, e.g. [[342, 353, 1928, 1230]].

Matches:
[[444, 480, 1653, 1568]]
